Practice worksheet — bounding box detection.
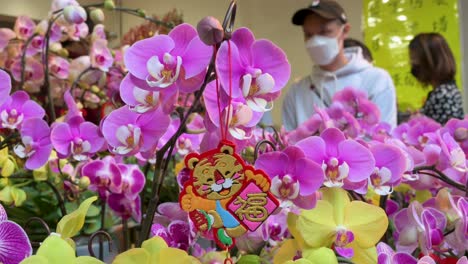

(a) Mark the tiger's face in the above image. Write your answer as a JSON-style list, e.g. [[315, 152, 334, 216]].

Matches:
[[189, 148, 245, 200]]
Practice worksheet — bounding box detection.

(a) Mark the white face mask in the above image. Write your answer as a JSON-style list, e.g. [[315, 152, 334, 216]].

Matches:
[[305, 28, 343, 66]]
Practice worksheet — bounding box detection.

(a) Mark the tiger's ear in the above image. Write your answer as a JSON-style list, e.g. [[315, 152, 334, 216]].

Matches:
[[220, 144, 234, 155], [187, 156, 200, 170]]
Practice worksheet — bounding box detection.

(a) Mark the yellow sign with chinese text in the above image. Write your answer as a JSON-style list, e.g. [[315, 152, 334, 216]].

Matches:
[[363, 0, 462, 111]]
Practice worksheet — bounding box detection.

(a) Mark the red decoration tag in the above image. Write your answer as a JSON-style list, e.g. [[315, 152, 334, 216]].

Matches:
[[179, 140, 279, 249]]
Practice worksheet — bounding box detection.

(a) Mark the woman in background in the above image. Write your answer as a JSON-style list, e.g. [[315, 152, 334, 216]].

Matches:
[[409, 33, 464, 124]]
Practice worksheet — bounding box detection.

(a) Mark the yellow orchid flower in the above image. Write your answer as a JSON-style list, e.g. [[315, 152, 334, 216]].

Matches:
[[291, 188, 387, 264], [113, 236, 200, 264], [0, 145, 16, 177], [284, 247, 338, 264]]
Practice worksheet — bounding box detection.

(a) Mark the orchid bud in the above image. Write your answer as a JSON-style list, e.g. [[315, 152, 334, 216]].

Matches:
[[454, 127, 468, 142], [58, 48, 69, 57], [136, 9, 146, 18], [63, 5, 87, 24], [91, 85, 100, 93], [0, 178, 8, 188], [79, 176, 90, 189], [50, 42, 63, 53], [197, 16, 224, 45], [90, 8, 105, 24], [104, 0, 115, 11]]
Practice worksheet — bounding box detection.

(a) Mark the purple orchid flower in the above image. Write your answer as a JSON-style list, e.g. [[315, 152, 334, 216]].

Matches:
[[0, 69, 11, 106], [81, 156, 123, 199], [215, 27, 290, 112], [377, 242, 418, 264], [151, 220, 191, 250], [108, 193, 141, 222], [296, 127, 375, 190], [25, 35, 45, 56], [255, 146, 324, 209], [332, 87, 381, 128], [14, 118, 53, 170], [444, 196, 468, 254], [326, 102, 361, 138], [261, 208, 291, 244], [0, 203, 32, 264], [393, 201, 446, 255], [51, 116, 105, 161], [368, 142, 407, 195], [101, 106, 170, 155], [124, 23, 212, 93], [0, 91, 45, 130], [444, 118, 468, 155], [117, 164, 145, 200], [119, 73, 177, 114], [406, 116, 441, 149]]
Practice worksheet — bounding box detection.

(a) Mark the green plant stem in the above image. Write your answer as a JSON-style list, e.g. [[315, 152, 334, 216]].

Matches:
[[122, 218, 129, 251], [12, 180, 33, 188], [19, 33, 38, 90], [44, 180, 67, 217], [137, 62, 215, 246], [43, 15, 61, 123], [337, 257, 354, 264], [0, 132, 19, 149]]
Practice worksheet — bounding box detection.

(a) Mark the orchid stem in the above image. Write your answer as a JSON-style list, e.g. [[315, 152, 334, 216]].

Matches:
[[70, 67, 96, 93], [45, 180, 67, 217], [43, 14, 62, 124], [122, 218, 129, 251], [99, 200, 106, 260], [18, 33, 38, 90], [414, 166, 467, 193]]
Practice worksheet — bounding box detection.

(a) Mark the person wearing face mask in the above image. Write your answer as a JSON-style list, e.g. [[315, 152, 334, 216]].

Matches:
[[409, 33, 464, 125], [282, 0, 397, 130]]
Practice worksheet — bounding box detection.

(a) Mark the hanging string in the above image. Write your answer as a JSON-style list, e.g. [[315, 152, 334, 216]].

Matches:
[[214, 40, 234, 140], [214, 44, 225, 139]]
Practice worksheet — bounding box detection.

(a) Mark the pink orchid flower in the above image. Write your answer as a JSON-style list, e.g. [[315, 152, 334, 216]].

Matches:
[[13, 16, 35, 40], [101, 106, 170, 155], [10, 58, 44, 84], [49, 56, 70, 79], [0, 91, 45, 130], [124, 23, 212, 93], [108, 194, 141, 222], [255, 146, 324, 209], [296, 127, 375, 190], [65, 22, 88, 41], [81, 156, 123, 199], [14, 118, 53, 170], [216, 27, 290, 112], [377, 242, 417, 264], [0, 203, 32, 264], [0, 69, 11, 106], [368, 142, 407, 195], [117, 164, 145, 200], [0, 29, 15, 52], [90, 39, 113, 72]]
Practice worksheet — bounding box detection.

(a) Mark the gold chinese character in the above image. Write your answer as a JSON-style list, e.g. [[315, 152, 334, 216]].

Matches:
[[233, 193, 268, 222]]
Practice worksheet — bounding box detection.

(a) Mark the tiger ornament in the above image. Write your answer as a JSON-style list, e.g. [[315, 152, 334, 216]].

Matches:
[[179, 140, 279, 249]]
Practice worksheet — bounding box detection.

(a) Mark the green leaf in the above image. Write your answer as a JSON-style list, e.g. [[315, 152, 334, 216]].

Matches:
[[36, 234, 75, 264], [237, 255, 261, 264], [57, 196, 98, 238], [86, 205, 100, 217]]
